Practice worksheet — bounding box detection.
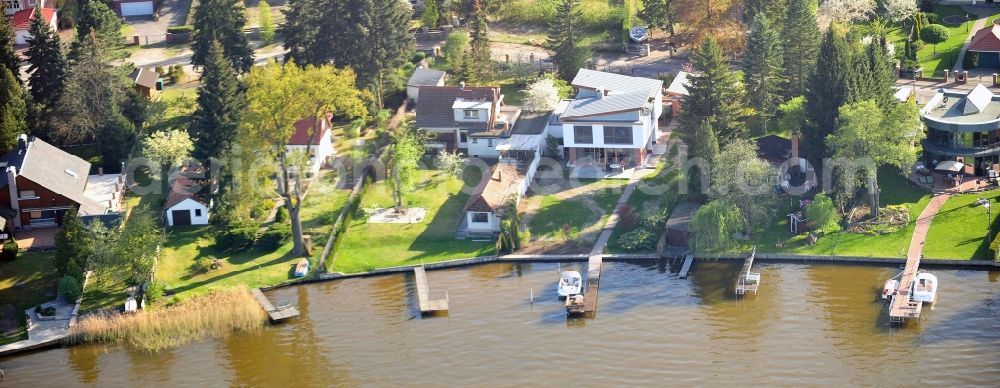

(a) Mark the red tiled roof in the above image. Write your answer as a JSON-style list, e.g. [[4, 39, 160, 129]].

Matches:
[[969, 24, 1000, 53], [164, 170, 208, 210], [288, 116, 331, 146], [11, 8, 56, 31], [463, 164, 521, 212]]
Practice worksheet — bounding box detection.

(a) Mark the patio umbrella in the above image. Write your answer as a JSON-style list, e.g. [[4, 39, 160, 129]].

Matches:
[[935, 160, 965, 172]]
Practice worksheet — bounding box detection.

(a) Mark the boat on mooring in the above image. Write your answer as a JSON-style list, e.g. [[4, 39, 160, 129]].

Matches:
[[565, 294, 585, 316], [881, 278, 899, 300], [911, 271, 938, 304], [293, 258, 310, 278], [557, 271, 583, 298]]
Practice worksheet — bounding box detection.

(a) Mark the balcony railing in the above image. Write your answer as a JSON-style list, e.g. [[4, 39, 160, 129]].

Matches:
[[922, 139, 1000, 157]]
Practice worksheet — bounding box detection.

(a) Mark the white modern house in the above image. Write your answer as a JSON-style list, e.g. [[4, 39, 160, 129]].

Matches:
[[560, 69, 663, 174], [288, 115, 335, 175]]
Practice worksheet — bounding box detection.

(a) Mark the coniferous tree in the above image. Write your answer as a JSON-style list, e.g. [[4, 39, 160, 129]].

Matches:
[[0, 68, 26, 152], [638, 0, 674, 38], [0, 17, 19, 84], [191, 40, 244, 161], [686, 120, 719, 196], [745, 0, 789, 24], [804, 25, 854, 166], [548, 0, 589, 81], [743, 15, 785, 134], [678, 36, 748, 146], [467, 0, 491, 83], [192, 0, 254, 73], [781, 0, 820, 99], [365, 0, 415, 107], [849, 35, 896, 111], [26, 7, 67, 108], [281, 0, 329, 66], [72, 1, 124, 60]]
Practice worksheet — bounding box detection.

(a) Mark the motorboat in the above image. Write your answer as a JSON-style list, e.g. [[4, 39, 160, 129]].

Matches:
[[630, 26, 648, 43], [557, 271, 583, 297], [293, 258, 310, 278], [881, 278, 899, 300], [911, 271, 938, 304], [565, 294, 585, 315]]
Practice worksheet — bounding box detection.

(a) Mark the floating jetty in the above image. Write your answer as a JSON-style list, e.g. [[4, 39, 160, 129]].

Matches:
[[414, 267, 449, 314], [735, 247, 760, 296], [888, 254, 923, 322], [582, 255, 602, 314], [251, 288, 299, 322]]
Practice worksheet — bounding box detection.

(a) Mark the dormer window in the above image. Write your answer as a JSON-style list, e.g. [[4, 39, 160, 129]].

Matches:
[[463, 109, 478, 119]]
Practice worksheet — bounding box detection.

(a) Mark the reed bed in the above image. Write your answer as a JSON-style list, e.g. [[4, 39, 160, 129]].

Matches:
[[69, 286, 267, 351]]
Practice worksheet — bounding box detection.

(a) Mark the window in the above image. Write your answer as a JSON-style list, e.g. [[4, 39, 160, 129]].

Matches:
[[195, 209, 202, 217], [574, 126, 593, 144], [463, 109, 479, 120], [472, 138, 478, 144], [459, 130, 468, 143], [604, 126, 633, 145], [472, 212, 489, 223], [2, 0, 20, 11], [18, 190, 36, 199], [487, 139, 494, 147]]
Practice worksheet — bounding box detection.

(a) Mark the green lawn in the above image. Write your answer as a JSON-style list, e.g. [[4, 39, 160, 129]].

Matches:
[[606, 161, 681, 253], [63, 144, 103, 174], [153, 172, 351, 302], [0, 252, 58, 345], [528, 179, 628, 240], [332, 168, 495, 274], [748, 168, 932, 258], [885, 6, 996, 79], [923, 189, 1000, 260]]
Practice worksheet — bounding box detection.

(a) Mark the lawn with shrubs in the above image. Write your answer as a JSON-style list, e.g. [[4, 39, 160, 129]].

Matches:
[[0, 252, 58, 345]]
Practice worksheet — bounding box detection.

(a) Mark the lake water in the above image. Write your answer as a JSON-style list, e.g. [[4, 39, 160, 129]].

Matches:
[[1, 261, 999, 386]]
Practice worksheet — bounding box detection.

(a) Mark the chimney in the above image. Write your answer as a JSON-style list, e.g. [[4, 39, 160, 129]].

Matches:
[[6, 166, 19, 229], [596, 87, 605, 99], [791, 134, 799, 160]]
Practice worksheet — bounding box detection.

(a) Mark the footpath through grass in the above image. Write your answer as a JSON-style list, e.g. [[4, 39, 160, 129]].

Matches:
[[333, 168, 495, 274], [0, 252, 58, 345]]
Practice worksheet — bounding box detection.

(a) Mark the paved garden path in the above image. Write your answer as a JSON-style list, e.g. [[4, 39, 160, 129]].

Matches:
[[907, 194, 952, 259], [589, 167, 658, 255], [954, 7, 991, 72]]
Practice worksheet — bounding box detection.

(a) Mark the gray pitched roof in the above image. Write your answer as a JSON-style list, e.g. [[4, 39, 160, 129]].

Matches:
[[415, 86, 499, 130], [407, 68, 447, 87], [511, 111, 551, 135], [571, 68, 663, 95], [962, 83, 993, 114], [0, 136, 108, 215], [129, 67, 160, 89], [665, 71, 691, 96], [560, 90, 651, 120]]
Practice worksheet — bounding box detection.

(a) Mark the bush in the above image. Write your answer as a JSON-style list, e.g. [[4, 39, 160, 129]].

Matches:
[[275, 206, 289, 223], [167, 25, 194, 34], [145, 280, 166, 304], [990, 232, 1000, 261], [1, 239, 18, 260], [66, 258, 85, 284], [251, 199, 276, 220], [617, 228, 656, 252], [35, 305, 56, 316], [59, 276, 82, 303], [411, 51, 427, 64], [640, 207, 670, 230], [58, 15, 73, 30], [924, 12, 939, 25], [215, 222, 258, 251], [258, 223, 291, 250]]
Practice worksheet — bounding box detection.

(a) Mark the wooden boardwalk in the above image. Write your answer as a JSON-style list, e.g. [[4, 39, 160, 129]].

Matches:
[[582, 255, 602, 314], [678, 254, 693, 279], [889, 194, 951, 321], [251, 288, 299, 322], [414, 267, 449, 313], [735, 248, 760, 296]]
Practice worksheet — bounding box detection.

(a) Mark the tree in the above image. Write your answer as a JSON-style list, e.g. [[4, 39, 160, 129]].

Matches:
[[850, 35, 897, 111], [669, 0, 745, 52], [638, 0, 674, 38], [55, 209, 91, 277], [806, 193, 838, 232], [804, 25, 854, 166], [879, 0, 918, 23], [745, 0, 788, 24], [72, 1, 124, 60], [467, 0, 491, 83], [191, 39, 245, 161], [819, 0, 876, 23], [49, 36, 131, 146], [743, 15, 785, 134], [143, 129, 194, 193], [0, 17, 19, 83], [778, 96, 808, 136], [422, 0, 441, 29], [26, 7, 67, 109], [241, 62, 366, 256], [0, 68, 26, 153], [686, 120, 718, 195], [547, 0, 589, 81], [114, 207, 165, 284], [259, 0, 276, 43], [921, 24, 949, 54], [443, 31, 470, 67], [826, 100, 923, 217], [710, 139, 779, 232], [781, 0, 820, 99], [435, 150, 467, 177], [522, 77, 561, 111], [678, 36, 748, 146], [690, 199, 743, 254], [192, 0, 254, 73], [387, 124, 427, 212]]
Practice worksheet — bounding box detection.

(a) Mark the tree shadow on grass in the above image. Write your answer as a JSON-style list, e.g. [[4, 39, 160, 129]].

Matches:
[[166, 250, 299, 296]]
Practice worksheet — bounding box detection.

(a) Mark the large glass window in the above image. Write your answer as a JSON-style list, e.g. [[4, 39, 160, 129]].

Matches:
[[603, 126, 633, 144], [574, 126, 593, 144]]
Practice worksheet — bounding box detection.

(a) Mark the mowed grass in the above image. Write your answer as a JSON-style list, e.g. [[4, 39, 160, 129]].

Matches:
[[332, 168, 495, 274], [922, 189, 1000, 260], [528, 178, 627, 240], [885, 6, 994, 78], [750, 167, 933, 258], [0, 252, 58, 345], [154, 173, 351, 302], [494, 0, 623, 32]]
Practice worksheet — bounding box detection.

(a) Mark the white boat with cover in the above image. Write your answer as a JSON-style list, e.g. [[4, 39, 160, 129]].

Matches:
[[557, 271, 583, 297]]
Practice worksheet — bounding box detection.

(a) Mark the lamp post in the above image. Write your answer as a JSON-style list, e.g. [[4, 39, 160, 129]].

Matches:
[[985, 201, 992, 247]]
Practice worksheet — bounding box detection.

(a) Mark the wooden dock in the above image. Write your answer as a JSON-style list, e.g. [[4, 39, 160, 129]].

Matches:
[[250, 288, 299, 322], [888, 255, 923, 321], [735, 247, 760, 296], [414, 267, 449, 313], [582, 255, 602, 314], [678, 253, 694, 279]]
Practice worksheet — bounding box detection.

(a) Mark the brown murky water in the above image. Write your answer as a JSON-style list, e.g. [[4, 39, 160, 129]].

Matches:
[[1, 261, 999, 386]]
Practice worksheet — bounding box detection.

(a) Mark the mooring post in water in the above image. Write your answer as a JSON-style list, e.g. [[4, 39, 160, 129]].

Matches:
[[530, 288, 534, 304]]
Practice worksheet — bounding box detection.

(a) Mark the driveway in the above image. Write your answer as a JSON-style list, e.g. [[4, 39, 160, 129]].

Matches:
[[124, 0, 192, 38]]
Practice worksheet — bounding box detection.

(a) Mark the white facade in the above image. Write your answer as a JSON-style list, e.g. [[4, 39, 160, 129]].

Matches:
[[562, 121, 653, 150], [465, 211, 499, 233], [286, 127, 334, 175], [12, 8, 57, 45], [165, 198, 210, 226], [120, 1, 154, 16]]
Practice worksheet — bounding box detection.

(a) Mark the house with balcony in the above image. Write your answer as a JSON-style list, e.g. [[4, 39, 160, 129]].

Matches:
[[560, 69, 663, 178], [415, 85, 507, 153], [921, 84, 1000, 176]]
